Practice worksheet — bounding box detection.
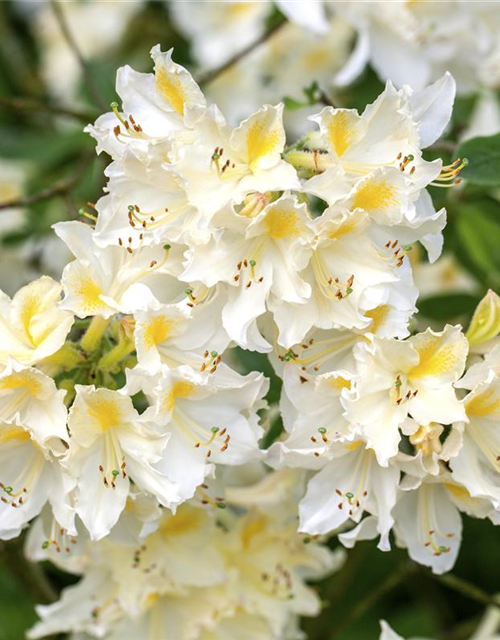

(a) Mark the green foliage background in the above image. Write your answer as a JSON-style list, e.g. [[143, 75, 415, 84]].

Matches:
[[0, 2, 499, 639]]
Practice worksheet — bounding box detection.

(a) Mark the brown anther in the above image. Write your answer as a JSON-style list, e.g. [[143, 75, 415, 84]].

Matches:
[[299, 375, 307, 383], [99, 465, 104, 472], [210, 366, 217, 373], [397, 152, 402, 160], [113, 125, 121, 137], [200, 363, 207, 372], [311, 436, 317, 443], [234, 274, 240, 282], [258, 277, 264, 283], [246, 281, 252, 288], [150, 260, 157, 268], [410, 166, 416, 175], [338, 503, 343, 510], [335, 489, 342, 496], [127, 247, 133, 254], [391, 240, 398, 249], [314, 452, 320, 457], [206, 449, 212, 458], [124, 121, 130, 130]]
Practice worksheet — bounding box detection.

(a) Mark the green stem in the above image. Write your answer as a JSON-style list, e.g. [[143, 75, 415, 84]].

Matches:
[[80, 317, 110, 353], [98, 339, 135, 371]]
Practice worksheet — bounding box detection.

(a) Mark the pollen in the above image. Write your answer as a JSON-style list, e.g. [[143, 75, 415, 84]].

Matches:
[[264, 207, 300, 240], [155, 66, 185, 115], [351, 178, 397, 213]]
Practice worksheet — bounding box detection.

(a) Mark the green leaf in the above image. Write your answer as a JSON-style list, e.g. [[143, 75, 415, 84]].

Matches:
[[418, 293, 481, 322], [455, 204, 500, 282], [456, 133, 500, 186]]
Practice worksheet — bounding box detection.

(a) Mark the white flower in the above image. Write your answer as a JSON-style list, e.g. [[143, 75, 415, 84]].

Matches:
[[0, 418, 72, 540], [174, 103, 300, 218], [65, 385, 180, 540], [298, 440, 400, 551], [182, 193, 313, 350], [450, 371, 500, 509], [0, 359, 67, 442], [55, 220, 180, 319], [127, 364, 268, 501], [270, 207, 404, 347], [0, 276, 73, 367], [87, 45, 206, 159], [134, 293, 229, 374], [345, 325, 468, 465]]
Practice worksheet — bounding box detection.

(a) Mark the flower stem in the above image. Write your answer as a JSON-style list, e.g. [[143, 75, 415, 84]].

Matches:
[[80, 316, 110, 353]]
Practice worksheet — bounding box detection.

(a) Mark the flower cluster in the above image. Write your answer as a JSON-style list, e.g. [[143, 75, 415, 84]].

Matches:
[[1, 46, 499, 639]]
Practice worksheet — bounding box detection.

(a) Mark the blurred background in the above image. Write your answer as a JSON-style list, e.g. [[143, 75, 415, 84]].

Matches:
[[1, 1, 500, 639]]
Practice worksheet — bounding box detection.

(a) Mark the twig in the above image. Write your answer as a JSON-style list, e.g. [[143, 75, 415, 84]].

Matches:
[[0, 152, 94, 211], [50, 0, 107, 111], [0, 537, 57, 604], [0, 95, 97, 124], [329, 563, 414, 639], [435, 573, 500, 611], [197, 17, 287, 88]]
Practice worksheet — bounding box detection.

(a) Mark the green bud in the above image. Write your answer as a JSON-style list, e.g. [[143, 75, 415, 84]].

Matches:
[[346, 287, 353, 295], [128, 205, 135, 211], [41, 541, 49, 550], [3, 486, 12, 494], [466, 290, 500, 347], [111, 469, 120, 477], [303, 536, 311, 544], [345, 492, 354, 499], [184, 288, 193, 296], [216, 502, 227, 509], [438, 546, 448, 553], [163, 244, 171, 250], [318, 427, 327, 435], [407, 154, 415, 161], [211, 426, 220, 434], [249, 259, 256, 267], [110, 102, 119, 110], [211, 351, 218, 358]]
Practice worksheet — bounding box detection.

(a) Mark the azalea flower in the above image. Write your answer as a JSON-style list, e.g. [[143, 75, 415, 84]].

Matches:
[[0, 276, 73, 367], [65, 385, 180, 540]]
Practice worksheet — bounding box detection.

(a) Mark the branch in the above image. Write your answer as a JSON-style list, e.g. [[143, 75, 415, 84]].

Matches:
[[0, 95, 97, 123], [197, 17, 287, 88], [435, 573, 500, 611], [50, 0, 107, 111], [329, 563, 414, 639], [0, 537, 57, 604], [0, 152, 94, 211]]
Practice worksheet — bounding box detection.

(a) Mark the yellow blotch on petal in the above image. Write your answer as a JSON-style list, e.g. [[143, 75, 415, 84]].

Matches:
[[163, 380, 195, 413], [88, 399, 122, 432], [143, 316, 173, 349], [351, 179, 397, 213], [155, 67, 185, 115], [264, 207, 300, 240], [326, 111, 358, 158], [241, 514, 268, 549], [246, 116, 280, 167], [328, 376, 351, 391], [74, 278, 105, 314], [410, 335, 465, 379], [365, 305, 390, 335], [0, 371, 41, 396], [0, 426, 31, 445], [328, 218, 357, 241], [160, 507, 202, 537], [466, 388, 500, 418]]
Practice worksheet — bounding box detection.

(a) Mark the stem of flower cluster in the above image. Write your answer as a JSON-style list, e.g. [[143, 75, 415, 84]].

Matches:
[[80, 316, 111, 353]]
